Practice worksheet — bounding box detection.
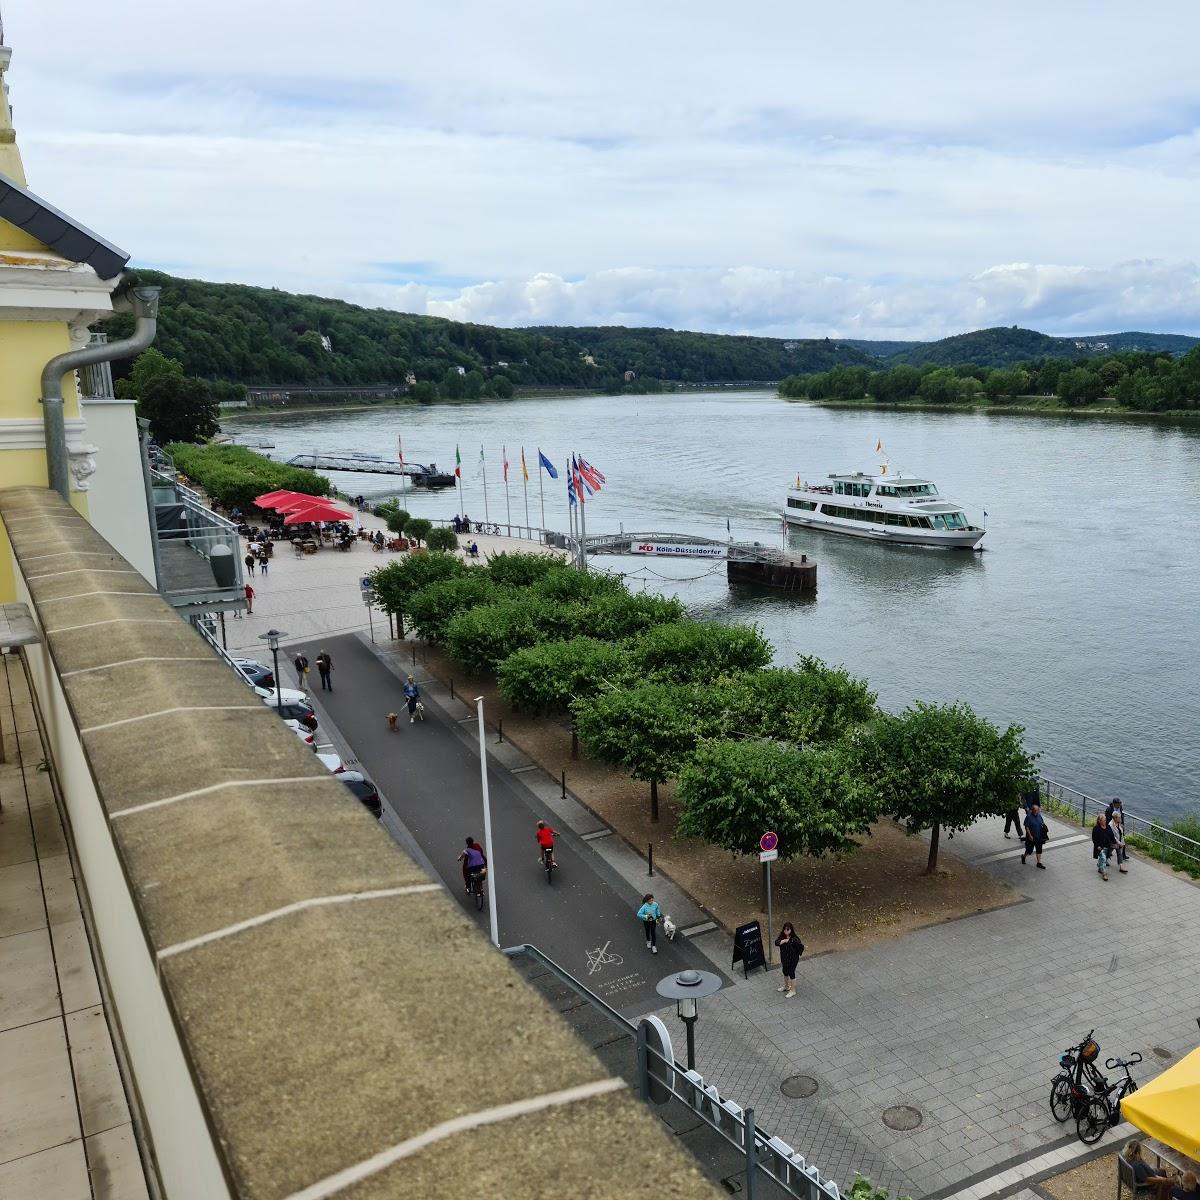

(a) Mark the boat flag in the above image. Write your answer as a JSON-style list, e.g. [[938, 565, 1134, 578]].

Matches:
[[479, 444, 485, 464], [503, 446, 509, 483], [520, 447, 529, 482], [875, 439, 882, 452], [538, 450, 559, 479], [454, 445, 461, 478]]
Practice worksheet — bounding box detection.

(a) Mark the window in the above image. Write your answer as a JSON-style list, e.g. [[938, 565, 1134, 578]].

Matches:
[[788, 498, 816, 511]]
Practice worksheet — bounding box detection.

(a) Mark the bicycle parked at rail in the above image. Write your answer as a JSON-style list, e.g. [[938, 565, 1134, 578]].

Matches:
[[1049, 1031, 1106, 1123], [1077, 1054, 1141, 1145]]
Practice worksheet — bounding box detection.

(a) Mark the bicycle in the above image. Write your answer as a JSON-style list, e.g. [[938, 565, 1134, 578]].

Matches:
[[1077, 1054, 1141, 1145], [468, 867, 487, 911], [1049, 1031, 1106, 1123], [541, 844, 556, 884]]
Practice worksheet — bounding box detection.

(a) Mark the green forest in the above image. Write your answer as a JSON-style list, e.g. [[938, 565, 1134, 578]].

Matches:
[[779, 347, 1200, 413], [103, 270, 873, 393]]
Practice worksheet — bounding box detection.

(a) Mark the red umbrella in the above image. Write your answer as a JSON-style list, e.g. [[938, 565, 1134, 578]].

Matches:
[[274, 493, 329, 512], [254, 489, 306, 508], [283, 501, 353, 525]]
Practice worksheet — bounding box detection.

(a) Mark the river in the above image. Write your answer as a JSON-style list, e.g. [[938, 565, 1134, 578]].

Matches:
[[224, 391, 1200, 823]]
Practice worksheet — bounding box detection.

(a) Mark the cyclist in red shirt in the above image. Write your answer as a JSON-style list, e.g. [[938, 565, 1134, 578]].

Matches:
[[535, 820, 558, 870]]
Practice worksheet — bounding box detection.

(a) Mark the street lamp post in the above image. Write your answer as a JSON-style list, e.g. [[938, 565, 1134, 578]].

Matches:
[[258, 628, 288, 710], [474, 697, 500, 947], [655, 969, 723, 1072]]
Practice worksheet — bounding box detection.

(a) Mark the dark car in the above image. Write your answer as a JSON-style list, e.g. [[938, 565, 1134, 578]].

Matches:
[[232, 658, 275, 690], [339, 772, 382, 819], [262, 694, 318, 730]]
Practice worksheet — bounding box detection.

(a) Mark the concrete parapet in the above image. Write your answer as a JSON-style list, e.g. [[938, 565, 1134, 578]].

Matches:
[[0, 485, 717, 1200]]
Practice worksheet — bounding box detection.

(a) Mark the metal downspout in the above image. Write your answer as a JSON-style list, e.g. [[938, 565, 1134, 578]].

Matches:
[[40, 285, 161, 502]]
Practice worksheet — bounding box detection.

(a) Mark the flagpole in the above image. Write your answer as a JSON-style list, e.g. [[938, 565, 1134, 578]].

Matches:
[[503, 446, 511, 532], [398, 436, 406, 505], [481, 447, 490, 524], [538, 448, 547, 530], [522, 449, 531, 531], [576, 453, 588, 573]]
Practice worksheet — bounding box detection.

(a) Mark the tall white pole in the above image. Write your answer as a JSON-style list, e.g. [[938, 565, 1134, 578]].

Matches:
[[481, 451, 490, 524], [475, 697, 500, 946], [576, 455, 588, 572], [538, 450, 546, 529], [522, 449, 531, 531], [504, 447, 511, 531]]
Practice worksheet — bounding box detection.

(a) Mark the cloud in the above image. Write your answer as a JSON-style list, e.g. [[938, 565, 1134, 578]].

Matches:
[[5, 2, 1200, 339]]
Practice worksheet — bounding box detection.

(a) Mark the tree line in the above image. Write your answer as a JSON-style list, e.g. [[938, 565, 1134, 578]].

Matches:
[[101, 270, 873, 394], [369, 551, 1038, 873], [780, 347, 1200, 413]]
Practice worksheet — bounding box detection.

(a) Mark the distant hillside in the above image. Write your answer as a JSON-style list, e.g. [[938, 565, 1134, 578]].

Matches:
[[886, 326, 1199, 368], [105, 270, 872, 391], [842, 339, 924, 359]]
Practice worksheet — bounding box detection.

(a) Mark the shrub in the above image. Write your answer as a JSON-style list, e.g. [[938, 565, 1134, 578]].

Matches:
[[167, 443, 330, 511], [739, 658, 877, 743], [484, 551, 561, 588], [405, 517, 432, 545], [561, 592, 686, 641], [497, 638, 630, 713], [533, 566, 625, 604], [407, 573, 501, 642], [369, 553, 466, 619], [426, 526, 460, 553], [626, 620, 772, 684], [444, 594, 567, 674]]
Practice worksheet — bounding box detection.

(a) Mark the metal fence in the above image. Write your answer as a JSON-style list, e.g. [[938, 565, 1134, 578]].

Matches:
[[1039, 778, 1200, 870], [504, 943, 842, 1200]]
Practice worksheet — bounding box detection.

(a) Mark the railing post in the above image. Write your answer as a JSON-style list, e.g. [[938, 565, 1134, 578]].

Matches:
[[744, 1107, 757, 1200], [1081, 794, 1087, 827]]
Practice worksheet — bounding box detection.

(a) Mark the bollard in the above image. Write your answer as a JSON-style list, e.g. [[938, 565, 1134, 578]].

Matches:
[[560, 769, 566, 800], [411, 644, 417, 665], [648, 843, 654, 876], [497, 719, 504, 744], [450, 679, 455, 701]]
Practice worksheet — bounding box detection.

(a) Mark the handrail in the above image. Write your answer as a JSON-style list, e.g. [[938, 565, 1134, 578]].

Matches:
[[1040, 777, 1200, 868], [502, 943, 635, 1037]]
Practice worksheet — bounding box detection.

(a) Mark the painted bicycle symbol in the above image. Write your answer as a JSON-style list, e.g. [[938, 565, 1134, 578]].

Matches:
[[585, 940, 624, 975]]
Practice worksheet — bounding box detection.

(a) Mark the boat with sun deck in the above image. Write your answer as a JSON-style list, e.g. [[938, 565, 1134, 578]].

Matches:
[[783, 469, 985, 549]]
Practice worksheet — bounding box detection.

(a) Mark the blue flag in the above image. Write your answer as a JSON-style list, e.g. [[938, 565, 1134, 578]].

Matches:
[[538, 449, 559, 479]]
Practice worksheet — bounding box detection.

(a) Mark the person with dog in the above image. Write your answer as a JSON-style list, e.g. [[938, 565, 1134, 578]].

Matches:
[[637, 894, 662, 954], [403, 675, 422, 723], [774, 922, 804, 998], [535, 820, 558, 870], [315, 651, 333, 691]]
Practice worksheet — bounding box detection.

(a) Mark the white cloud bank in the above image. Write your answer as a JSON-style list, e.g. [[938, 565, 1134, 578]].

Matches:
[[6, 1, 1200, 339]]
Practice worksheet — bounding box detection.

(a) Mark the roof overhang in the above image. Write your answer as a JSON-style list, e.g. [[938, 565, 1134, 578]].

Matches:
[[0, 171, 129, 279]]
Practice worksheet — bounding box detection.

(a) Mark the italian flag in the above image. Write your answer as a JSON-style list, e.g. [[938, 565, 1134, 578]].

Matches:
[[455, 445, 461, 479]]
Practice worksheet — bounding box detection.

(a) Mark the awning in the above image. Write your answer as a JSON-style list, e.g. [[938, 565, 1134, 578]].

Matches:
[[1121, 1045, 1200, 1159]]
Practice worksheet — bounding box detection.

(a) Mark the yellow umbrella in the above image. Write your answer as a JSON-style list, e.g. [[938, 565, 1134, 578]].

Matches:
[[1121, 1045, 1200, 1160]]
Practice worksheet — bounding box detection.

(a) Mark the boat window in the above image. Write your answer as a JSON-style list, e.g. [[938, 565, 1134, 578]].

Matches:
[[930, 515, 946, 529], [787, 498, 817, 511], [834, 482, 844, 495]]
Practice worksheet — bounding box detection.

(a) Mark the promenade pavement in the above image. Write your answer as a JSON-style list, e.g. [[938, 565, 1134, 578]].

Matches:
[[299, 631, 728, 1016]]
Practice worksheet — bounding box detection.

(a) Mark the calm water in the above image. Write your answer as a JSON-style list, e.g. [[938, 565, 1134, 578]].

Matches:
[[226, 392, 1200, 821]]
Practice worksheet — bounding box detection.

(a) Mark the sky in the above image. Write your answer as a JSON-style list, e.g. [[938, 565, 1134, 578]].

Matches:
[[7, 1, 1200, 340]]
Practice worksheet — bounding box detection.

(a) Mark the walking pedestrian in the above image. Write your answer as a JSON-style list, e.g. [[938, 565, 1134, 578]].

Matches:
[[1110, 809, 1129, 873], [774, 922, 804, 998], [258, 551, 269, 578], [243, 582, 254, 614], [1092, 813, 1116, 881], [403, 675, 421, 722], [1105, 796, 1123, 824], [1021, 801, 1048, 868], [244, 552, 256, 576], [1003, 804, 1024, 840], [316, 651, 333, 692], [637, 894, 662, 954], [293, 652, 309, 688]]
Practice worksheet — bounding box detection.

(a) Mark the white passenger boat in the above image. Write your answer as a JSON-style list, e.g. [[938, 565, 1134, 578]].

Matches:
[[783, 470, 985, 549]]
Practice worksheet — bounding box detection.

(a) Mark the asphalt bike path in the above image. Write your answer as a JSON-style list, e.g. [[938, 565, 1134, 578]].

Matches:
[[305, 633, 725, 1014]]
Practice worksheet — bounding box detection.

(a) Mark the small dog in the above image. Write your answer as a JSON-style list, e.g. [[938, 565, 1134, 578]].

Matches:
[[386, 712, 399, 732], [663, 914, 677, 941]]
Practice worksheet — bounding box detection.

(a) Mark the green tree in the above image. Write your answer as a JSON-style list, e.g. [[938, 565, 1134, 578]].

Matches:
[[369, 553, 465, 624], [574, 682, 735, 821], [405, 517, 432, 546], [626, 620, 773, 684], [855, 702, 1038, 873], [739, 659, 877, 742], [425, 525, 460, 553], [676, 740, 878, 858], [485, 552, 561, 588], [383, 508, 410, 537], [444, 594, 566, 674], [441, 368, 468, 399], [139, 375, 220, 444], [497, 637, 629, 713], [492, 375, 515, 399], [116, 347, 184, 400], [406, 572, 500, 642]]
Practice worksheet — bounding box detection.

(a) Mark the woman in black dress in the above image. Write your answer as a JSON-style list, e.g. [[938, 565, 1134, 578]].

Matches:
[[774, 922, 804, 998]]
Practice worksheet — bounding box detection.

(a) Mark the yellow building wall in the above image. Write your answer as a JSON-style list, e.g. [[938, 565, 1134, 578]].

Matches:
[[0, 321, 88, 601]]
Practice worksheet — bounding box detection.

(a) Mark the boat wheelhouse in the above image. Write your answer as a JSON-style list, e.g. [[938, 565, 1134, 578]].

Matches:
[[783, 471, 985, 549]]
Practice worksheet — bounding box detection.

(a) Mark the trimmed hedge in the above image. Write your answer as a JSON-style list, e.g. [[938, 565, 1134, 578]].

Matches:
[[167, 443, 330, 511]]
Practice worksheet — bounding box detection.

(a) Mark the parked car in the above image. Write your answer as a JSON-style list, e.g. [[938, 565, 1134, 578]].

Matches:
[[252, 683, 309, 705], [232, 658, 275, 690], [262, 694, 317, 730], [316, 751, 345, 773], [283, 719, 315, 745], [338, 772, 383, 819]]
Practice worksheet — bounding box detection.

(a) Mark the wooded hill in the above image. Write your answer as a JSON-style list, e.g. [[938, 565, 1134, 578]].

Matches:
[[102, 270, 1197, 388]]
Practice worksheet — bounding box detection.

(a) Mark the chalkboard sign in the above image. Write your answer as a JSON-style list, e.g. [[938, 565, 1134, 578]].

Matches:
[[732, 920, 767, 978]]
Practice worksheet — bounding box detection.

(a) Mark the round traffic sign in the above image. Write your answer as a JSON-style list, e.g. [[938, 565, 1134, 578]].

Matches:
[[759, 831, 778, 852]]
